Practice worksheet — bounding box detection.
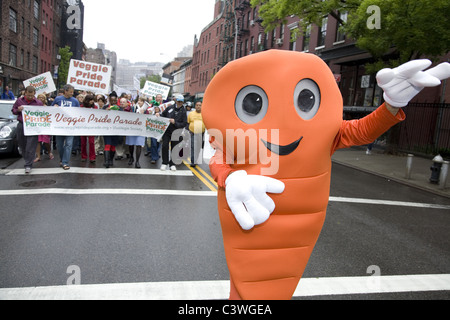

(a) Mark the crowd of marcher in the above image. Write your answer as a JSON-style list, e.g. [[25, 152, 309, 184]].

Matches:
[[9, 84, 205, 174]]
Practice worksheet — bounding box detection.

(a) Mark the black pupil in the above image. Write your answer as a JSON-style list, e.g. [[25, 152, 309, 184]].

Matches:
[[298, 89, 315, 112], [243, 93, 263, 115]]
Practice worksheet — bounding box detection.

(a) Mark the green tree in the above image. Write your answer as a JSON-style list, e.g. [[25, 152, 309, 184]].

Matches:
[[252, 0, 450, 71], [140, 74, 162, 89], [57, 46, 73, 87]]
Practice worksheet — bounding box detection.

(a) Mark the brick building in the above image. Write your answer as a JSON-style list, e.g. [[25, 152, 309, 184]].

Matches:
[[0, 0, 86, 98], [187, 0, 450, 155], [189, 0, 449, 107], [40, 0, 62, 78], [190, 0, 225, 100], [0, 0, 45, 96]]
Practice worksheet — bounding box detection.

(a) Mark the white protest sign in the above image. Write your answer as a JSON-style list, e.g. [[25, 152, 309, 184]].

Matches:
[[67, 59, 112, 94], [141, 81, 171, 100], [23, 72, 57, 96], [113, 84, 131, 97], [22, 106, 171, 139]]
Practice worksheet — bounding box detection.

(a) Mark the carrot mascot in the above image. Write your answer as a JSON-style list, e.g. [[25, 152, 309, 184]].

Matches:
[[202, 50, 450, 300]]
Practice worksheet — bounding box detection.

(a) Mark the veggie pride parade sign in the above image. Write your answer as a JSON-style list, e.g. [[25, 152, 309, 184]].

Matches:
[[23, 72, 57, 96], [22, 106, 171, 139], [67, 59, 112, 94]]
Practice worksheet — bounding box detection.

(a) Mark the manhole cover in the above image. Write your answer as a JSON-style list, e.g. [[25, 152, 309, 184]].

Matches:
[[20, 179, 57, 188]]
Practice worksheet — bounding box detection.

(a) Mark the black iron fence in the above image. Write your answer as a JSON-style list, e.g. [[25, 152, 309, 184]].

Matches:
[[397, 103, 450, 157]]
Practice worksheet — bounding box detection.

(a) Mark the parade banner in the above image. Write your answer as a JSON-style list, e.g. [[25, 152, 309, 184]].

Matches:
[[140, 81, 171, 100], [67, 59, 112, 94], [22, 106, 171, 139], [23, 72, 57, 96]]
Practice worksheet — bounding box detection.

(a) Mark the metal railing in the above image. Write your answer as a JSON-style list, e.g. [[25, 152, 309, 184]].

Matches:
[[397, 102, 450, 157]]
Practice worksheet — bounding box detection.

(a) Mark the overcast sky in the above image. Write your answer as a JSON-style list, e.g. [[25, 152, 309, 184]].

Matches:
[[82, 0, 216, 64]]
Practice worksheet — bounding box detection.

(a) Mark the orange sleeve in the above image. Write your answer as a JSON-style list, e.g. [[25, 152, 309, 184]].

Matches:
[[209, 140, 236, 189], [332, 103, 406, 153]]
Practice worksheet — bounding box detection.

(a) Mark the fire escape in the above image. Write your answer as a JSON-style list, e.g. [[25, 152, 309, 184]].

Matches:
[[219, 0, 251, 67], [220, 1, 268, 66]]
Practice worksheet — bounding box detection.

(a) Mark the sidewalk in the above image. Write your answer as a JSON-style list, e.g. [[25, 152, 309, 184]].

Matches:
[[332, 147, 450, 199]]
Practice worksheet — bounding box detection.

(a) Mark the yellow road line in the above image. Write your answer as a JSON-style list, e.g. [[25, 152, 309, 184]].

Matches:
[[195, 165, 218, 188], [186, 157, 218, 188], [183, 160, 217, 192]]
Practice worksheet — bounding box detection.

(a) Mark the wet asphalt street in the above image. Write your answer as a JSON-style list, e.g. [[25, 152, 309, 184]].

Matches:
[[0, 152, 449, 299]]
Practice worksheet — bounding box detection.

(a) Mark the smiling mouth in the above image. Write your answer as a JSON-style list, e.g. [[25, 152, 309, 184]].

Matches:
[[261, 137, 303, 156]]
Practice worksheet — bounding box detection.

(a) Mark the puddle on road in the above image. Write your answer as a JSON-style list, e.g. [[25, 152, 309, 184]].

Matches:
[[19, 179, 57, 188]]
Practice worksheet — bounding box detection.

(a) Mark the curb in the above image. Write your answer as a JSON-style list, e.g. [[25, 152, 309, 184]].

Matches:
[[332, 159, 450, 199]]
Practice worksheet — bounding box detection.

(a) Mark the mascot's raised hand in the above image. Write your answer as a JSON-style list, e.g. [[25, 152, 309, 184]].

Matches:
[[377, 59, 450, 108]]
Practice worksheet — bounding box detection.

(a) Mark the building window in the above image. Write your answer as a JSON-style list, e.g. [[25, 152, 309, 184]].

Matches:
[[289, 28, 297, 51], [302, 25, 311, 51], [9, 8, 18, 32], [258, 33, 263, 51], [20, 49, 24, 66], [34, 0, 40, 20], [317, 17, 328, 47], [335, 11, 348, 42], [33, 27, 39, 46], [271, 29, 277, 47], [32, 55, 38, 73], [9, 44, 17, 67]]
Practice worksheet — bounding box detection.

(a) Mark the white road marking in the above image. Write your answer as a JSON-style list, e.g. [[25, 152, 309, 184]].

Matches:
[[329, 196, 450, 210], [1, 167, 193, 176], [0, 274, 448, 300], [0, 188, 217, 197], [1, 189, 449, 210], [295, 274, 450, 297]]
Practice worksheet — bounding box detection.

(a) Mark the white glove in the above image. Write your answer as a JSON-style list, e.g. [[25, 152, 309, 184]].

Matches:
[[376, 59, 450, 107], [225, 171, 285, 230]]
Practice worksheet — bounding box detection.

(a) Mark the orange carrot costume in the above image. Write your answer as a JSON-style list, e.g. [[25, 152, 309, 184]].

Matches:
[[202, 50, 406, 300]]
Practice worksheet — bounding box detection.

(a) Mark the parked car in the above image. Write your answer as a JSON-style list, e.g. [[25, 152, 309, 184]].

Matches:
[[0, 100, 19, 155]]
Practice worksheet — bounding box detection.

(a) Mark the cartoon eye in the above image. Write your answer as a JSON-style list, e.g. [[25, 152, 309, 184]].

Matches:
[[235, 85, 269, 124], [294, 79, 321, 120]]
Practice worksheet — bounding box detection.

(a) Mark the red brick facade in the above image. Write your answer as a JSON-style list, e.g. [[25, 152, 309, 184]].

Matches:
[[189, 0, 449, 106], [0, 0, 64, 97]]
